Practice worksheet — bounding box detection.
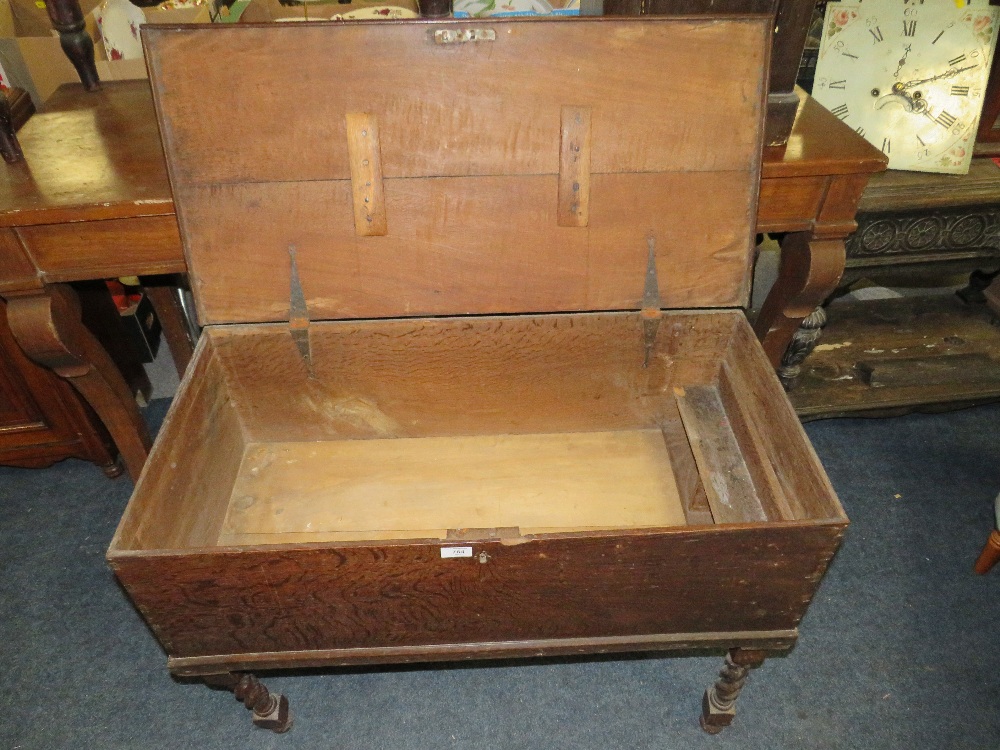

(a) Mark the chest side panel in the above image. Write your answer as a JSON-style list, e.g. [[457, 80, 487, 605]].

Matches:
[[145, 18, 769, 324]]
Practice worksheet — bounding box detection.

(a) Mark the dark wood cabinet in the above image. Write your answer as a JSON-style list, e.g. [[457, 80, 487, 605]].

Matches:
[[0, 297, 119, 474]]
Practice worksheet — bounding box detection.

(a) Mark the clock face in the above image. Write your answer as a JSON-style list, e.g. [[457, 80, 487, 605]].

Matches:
[[813, 0, 1000, 174]]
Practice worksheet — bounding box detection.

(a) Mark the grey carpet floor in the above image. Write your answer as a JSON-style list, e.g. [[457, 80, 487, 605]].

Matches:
[[1, 399, 998, 749]]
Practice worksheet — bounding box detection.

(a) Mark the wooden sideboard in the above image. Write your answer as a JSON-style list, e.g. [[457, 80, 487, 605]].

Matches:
[[0, 81, 885, 480], [0, 295, 119, 472], [786, 158, 1000, 418]]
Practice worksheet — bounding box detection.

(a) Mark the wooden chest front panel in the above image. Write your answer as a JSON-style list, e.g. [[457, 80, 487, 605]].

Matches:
[[111, 524, 843, 660], [109, 310, 847, 666]]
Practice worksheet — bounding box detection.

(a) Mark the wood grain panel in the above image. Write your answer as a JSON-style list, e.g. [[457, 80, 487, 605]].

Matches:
[[108, 524, 844, 658], [217, 431, 687, 545], [179, 172, 754, 324], [111, 336, 247, 552], [755, 176, 827, 232], [0, 229, 39, 292], [169, 630, 799, 675], [17, 215, 184, 280], [146, 19, 768, 185], [674, 385, 767, 524], [0, 82, 175, 227], [723, 316, 845, 521], [207, 311, 738, 444]]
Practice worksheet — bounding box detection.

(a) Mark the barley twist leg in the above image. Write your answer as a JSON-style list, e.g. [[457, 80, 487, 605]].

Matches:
[[699, 649, 767, 734]]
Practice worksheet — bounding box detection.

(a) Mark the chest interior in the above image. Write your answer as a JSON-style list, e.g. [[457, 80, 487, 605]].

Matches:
[[111, 18, 842, 564]]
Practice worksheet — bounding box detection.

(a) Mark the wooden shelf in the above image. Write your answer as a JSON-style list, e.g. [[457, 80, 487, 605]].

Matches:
[[790, 295, 1000, 420]]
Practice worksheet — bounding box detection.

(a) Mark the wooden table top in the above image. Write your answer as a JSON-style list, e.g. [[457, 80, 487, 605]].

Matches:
[[0, 81, 173, 228], [762, 91, 886, 181]]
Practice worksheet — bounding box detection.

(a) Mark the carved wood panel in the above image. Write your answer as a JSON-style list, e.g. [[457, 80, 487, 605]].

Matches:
[[847, 205, 1000, 260]]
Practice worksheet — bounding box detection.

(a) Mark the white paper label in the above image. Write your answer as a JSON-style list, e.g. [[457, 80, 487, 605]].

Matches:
[[440, 546, 473, 559]]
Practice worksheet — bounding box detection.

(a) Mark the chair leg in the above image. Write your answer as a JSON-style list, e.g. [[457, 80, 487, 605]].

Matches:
[[974, 529, 1000, 575]]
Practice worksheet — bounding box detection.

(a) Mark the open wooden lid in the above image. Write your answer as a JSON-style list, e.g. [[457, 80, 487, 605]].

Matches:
[[144, 18, 769, 326]]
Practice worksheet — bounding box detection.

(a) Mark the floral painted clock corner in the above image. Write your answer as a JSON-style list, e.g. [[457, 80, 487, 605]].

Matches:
[[813, 0, 1000, 174]]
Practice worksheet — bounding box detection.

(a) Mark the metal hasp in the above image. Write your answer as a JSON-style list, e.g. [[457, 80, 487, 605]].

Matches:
[[287, 245, 314, 378], [641, 233, 662, 368], [432, 28, 496, 44]]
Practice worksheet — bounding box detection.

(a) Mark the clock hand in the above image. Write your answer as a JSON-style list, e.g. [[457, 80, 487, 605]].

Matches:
[[894, 44, 912, 79], [875, 92, 914, 112], [900, 64, 978, 89]]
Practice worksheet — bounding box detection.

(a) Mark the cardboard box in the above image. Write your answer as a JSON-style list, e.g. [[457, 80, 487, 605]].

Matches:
[[238, 0, 417, 23], [0, 0, 209, 105], [452, 0, 578, 18], [9, 0, 101, 37]]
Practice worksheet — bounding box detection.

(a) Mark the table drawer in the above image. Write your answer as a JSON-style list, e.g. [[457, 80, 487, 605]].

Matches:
[[17, 216, 184, 281]]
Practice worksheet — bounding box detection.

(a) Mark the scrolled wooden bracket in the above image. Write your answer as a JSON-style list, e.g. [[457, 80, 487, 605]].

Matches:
[[5, 284, 151, 481], [753, 232, 846, 370]]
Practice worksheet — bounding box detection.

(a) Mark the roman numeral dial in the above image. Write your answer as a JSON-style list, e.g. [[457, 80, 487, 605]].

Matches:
[[811, 0, 999, 174], [935, 111, 957, 129], [830, 103, 850, 120]]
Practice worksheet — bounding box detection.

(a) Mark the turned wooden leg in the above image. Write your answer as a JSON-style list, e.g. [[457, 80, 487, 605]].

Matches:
[[0, 93, 24, 164], [44, 0, 101, 92], [204, 673, 293, 733], [754, 232, 846, 372], [700, 648, 767, 735], [974, 530, 1000, 575], [4, 285, 151, 481]]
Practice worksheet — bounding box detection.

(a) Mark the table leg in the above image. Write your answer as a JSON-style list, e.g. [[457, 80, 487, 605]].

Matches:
[[143, 280, 195, 378], [0, 93, 24, 164], [45, 0, 101, 92], [754, 173, 869, 383], [5, 285, 151, 481], [753, 231, 846, 372]]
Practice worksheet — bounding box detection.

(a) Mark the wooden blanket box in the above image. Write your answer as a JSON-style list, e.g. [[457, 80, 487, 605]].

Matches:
[[107, 17, 848, 735]]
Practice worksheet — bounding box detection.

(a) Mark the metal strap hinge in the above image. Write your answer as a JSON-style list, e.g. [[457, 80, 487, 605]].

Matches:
[[288, 245, 314, 378], [641, 233, 662, 368]]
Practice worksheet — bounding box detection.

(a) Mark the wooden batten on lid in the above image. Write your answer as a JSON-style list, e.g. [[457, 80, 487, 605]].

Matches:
[[143, 18, 770, 327]]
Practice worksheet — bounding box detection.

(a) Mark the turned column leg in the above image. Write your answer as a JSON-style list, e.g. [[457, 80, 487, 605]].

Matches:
[[4, 285, 151, 481], [0, 93, 24, 164], [44, 0, 101, 92], [699, 648, 767, 734], [754, 231, 846, 373], [203, 673, 293, 733]]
